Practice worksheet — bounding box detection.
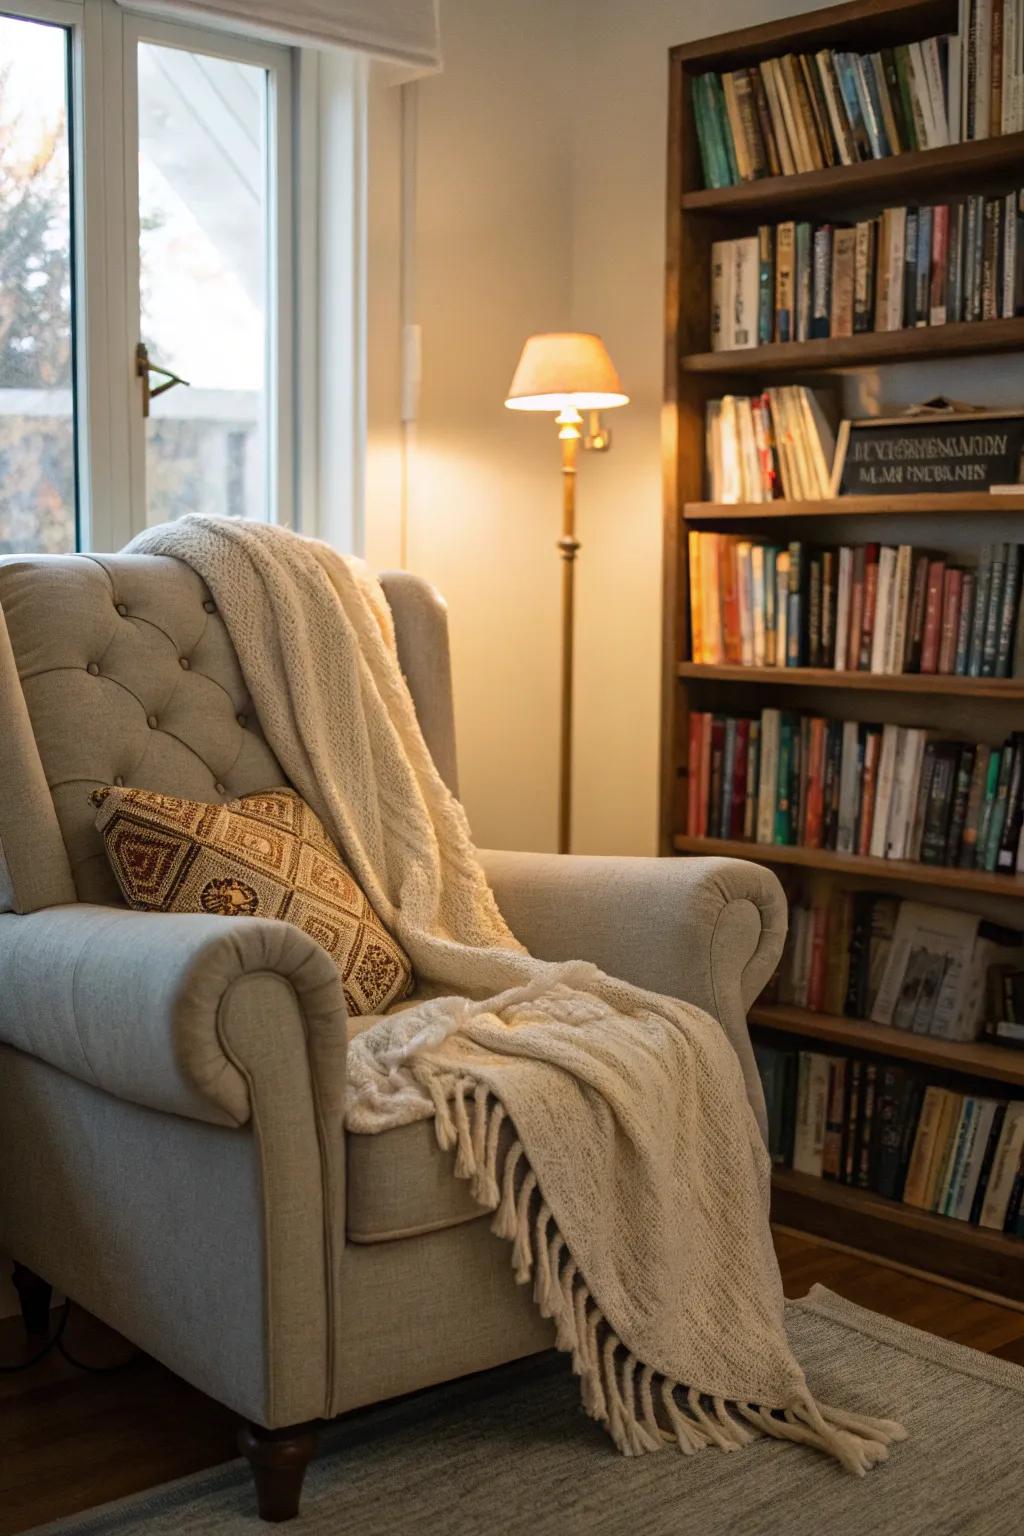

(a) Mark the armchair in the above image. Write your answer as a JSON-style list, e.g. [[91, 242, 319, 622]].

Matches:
[[0, 552, 785, 1521]]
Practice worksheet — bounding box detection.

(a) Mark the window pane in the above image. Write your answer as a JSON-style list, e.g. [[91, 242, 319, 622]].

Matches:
[[0, 16, 77, 554], [137, 44, 269, 523]]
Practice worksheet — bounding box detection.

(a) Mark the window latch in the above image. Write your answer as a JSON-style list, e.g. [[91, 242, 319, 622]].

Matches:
[[135, 342, 190, 418]]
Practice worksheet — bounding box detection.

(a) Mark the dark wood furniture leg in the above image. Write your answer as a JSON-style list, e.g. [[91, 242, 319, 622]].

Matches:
[[12, 1262, 53, 1339], [238, 1422, 318, 1523]]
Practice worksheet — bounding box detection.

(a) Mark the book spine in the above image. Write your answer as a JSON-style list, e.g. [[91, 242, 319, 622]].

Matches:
[[853, 218, 876, 332], [733, 69, 768, 178], [757, 226, 775, 346], [774, 222, 795, 342], [968, 547, 994, 675], [929, 203, 950, 324], [920, 559, 947, 673], [822, 1058, 846, 1180], [903, 1087, 945, 1209], [938, 567, 963, 675], [995, 546, 1020, 677], [954, 570, 976, 675], [947, 203, 965, 323], [710, 74, 740, 181], [915, 204, 933, 326], [903, 207, 920, 327], [945, 745, 976, 865], [982, 545, 1009, 676], [750, 66, 782, 177], [811, 224, 832, 339]]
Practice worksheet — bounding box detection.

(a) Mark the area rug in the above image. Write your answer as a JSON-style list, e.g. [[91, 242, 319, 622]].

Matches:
[[27, 1288, 1024, 1536]]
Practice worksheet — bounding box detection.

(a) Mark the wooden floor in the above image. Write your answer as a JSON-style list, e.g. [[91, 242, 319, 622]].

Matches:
[[2, 1232, 1024, 1534]]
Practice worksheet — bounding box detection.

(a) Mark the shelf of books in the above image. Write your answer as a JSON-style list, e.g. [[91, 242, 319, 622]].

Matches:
[[664, 0, 1024, 1298]]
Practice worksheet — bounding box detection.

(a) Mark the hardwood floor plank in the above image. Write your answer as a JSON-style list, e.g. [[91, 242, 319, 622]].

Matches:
[[2, 1234, 1023, 1535]]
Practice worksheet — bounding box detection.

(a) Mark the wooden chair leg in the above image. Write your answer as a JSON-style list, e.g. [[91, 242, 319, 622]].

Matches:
[[238, 1421, 318, 1523], [11, 1263, 53, 1339]]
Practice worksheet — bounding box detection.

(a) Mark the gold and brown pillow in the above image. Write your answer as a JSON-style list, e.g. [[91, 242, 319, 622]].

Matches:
[[90, 784, 412, 1016]]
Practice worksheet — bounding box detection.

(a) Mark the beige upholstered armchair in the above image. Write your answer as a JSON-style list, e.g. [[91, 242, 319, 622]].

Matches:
[[0, 553, 786, 1521]]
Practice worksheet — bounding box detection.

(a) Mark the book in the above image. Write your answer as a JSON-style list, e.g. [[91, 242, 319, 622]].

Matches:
[[792, 1051, 830, 1176]]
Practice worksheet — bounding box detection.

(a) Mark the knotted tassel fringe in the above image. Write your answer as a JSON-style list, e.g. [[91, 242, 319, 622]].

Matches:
[[426, 1073, 906, 1474]]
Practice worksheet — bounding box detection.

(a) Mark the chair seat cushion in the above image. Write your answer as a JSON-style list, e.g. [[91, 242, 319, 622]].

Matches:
[[346, 1114, 516, 1243], [91, 783, 412, 1015]]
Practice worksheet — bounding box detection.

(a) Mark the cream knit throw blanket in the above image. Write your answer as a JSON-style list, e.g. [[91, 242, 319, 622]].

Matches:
[[128, 515, 904, 1474]]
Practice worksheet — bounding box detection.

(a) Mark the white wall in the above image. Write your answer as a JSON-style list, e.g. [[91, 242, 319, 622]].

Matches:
[[368, 0, 576, 852], [371, 0, 826, 855]]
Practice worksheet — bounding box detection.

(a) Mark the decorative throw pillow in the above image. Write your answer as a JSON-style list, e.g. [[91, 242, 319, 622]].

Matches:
[[90, 784, 412, 1016]]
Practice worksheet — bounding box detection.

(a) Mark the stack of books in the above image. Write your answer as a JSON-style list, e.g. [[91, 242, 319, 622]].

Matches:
[[711, 193, 1024, 350], [686, 707, 1024, 876], [691, 9, 1024, 190], [755, 1042, 1024, 1236], [688, 535, 1024, 676], [773, 887, 1024, 1046], [705, 389, 835, 501]]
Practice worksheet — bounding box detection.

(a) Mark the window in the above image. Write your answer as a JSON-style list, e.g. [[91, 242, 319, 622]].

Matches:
[[0, 0, 347, 553], [0, 12, 77, 554], [137, 41, 274, 523]]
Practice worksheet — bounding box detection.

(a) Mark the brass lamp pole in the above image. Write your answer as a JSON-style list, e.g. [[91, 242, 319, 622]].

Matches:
[[505, 334, 629, 853]]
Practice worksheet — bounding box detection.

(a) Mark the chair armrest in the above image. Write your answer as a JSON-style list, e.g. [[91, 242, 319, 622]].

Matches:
[[0, 904, 348, 1127], [479, 850, 787, 1137]]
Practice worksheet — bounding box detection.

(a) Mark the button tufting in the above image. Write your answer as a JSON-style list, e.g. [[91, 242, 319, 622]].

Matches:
[[214, 782, 226, 795], [236, 713, 246, 727], [115, 603, 128, 617], [179, 657, 190, 670], [203, 599, 216, 613], [113, 775, 124, 787], [147, 714, 158, 729], [86, 662, 99, 676]]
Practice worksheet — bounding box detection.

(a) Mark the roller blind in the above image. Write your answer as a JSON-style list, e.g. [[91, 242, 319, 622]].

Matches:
[[117, 1, 442, 74]]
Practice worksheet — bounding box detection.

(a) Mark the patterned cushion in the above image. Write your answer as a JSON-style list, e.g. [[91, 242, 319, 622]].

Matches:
[[90, 784, 412, 1015]]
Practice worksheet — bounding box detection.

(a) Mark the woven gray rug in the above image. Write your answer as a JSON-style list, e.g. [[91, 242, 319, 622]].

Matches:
[[28, 1287, 1024, 1536]]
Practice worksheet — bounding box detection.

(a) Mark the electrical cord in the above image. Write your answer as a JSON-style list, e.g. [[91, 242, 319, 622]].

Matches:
[[1, 1300, 140, 1375], [56, 1326, 141, 1374], [0, 1298, 70, 1373]]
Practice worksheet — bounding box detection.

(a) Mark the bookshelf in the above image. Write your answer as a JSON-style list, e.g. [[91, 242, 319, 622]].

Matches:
[[663, 0, 1024, 1301], [685, 493, 1024, 519], [678, 662, 1024, 697]]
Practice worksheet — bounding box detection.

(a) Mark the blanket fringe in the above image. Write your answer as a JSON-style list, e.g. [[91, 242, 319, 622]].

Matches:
[[430, 1073, 906, 1474]]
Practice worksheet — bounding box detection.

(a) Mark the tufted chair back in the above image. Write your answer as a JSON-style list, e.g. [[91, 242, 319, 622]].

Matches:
[[0, 553, 458, 915]]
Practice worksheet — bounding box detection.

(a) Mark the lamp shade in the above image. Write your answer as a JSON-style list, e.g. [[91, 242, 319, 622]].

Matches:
[[504, 333, 628, 412]]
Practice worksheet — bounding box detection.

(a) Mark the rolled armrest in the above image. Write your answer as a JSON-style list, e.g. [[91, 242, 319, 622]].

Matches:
[[0, 904, 347, 1126], [479, 850, 787, 1137]]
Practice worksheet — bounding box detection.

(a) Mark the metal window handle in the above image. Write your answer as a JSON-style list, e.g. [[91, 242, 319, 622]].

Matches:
[[135, 342, 190, 418]]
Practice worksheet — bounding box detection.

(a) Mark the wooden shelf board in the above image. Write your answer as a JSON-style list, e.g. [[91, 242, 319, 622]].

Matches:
[[771, 1168, 1024, 1299], [676, 662, 1024, 697], [750, 1002, 1024, 1087], [681, 132, 1024, 218], [672, 1, 957, 71], [680, 318, 1024, 376], [683, 494, 1024, 520], [672, 834, 1024, 897]]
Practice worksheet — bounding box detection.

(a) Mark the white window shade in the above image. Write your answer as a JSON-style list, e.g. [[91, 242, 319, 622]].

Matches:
[[117, 1, 442, 75]]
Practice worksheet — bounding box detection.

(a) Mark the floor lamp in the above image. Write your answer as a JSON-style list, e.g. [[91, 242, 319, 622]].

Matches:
[[504, 333, 629, 854]]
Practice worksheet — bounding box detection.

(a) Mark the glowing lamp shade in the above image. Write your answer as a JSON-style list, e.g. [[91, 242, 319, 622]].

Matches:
[[504, 332, 629, 412]]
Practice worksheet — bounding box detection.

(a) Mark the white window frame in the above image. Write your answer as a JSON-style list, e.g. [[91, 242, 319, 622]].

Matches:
[[2, 0, 367, 552]]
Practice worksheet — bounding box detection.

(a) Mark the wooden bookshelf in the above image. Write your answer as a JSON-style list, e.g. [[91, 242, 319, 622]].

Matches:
[[677, 663, 1024, 698], [751, 1002, 1024, 1086], [662, 0, 1024, 1298], [682, 130, 1024, 218], [685, 493, 1024, 520], [682, 316, 1024, 375], [771, 1170, 1024, 1301], [673, 834, 1024, 897]]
